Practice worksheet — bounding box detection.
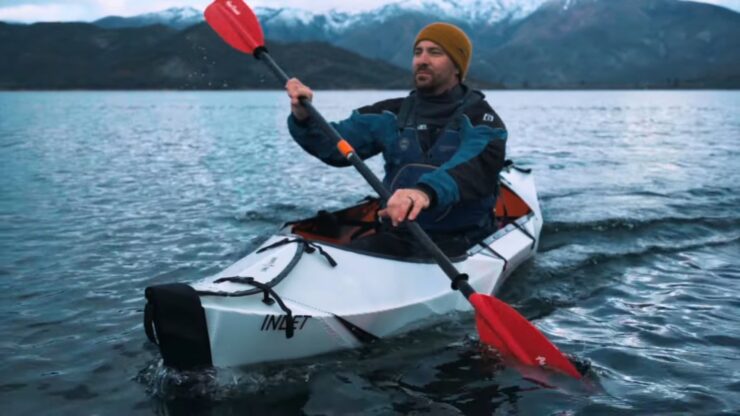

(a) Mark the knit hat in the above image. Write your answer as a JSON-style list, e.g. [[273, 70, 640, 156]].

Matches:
[[414, 22, 473, 80]]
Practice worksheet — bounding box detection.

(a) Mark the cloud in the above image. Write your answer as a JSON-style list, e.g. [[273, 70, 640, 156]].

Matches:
[[0, 0, 212, 22], [0, 3, 89, 22]]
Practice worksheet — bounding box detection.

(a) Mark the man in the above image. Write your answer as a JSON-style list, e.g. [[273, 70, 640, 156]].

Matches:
[[286, 22, 507, 258]]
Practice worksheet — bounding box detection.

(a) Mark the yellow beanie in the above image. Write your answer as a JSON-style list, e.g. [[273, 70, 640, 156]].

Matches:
[[414, 22, 473, 80]]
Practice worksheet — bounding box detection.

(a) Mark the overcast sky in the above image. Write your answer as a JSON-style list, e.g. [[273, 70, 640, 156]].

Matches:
[[1, 0, 739, 23]]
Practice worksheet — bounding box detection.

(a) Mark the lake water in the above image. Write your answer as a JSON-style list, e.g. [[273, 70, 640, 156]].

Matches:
[[1, 90, 738, 415]]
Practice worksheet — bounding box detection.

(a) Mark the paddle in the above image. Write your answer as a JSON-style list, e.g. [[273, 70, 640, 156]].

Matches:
[[204, 0, 582, 379]]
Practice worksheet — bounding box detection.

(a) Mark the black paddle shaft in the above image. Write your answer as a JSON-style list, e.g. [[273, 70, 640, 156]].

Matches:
[[255, 48, 476, 299]]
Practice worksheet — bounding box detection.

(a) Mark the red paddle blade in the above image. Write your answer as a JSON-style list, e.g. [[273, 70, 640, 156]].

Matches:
[[469, 293, 582, 379], [204, 0, 264, 54]]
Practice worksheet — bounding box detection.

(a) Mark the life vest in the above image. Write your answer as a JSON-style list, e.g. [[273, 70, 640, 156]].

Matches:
[[382, 90, 496, 232]]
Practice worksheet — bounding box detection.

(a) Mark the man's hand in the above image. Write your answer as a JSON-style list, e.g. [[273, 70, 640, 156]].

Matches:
[[286, 78, 313, 121], [378, 188, 431, 227]]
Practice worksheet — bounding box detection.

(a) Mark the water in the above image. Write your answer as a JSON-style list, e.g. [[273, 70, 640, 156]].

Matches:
[[1, 90, 738, 415]]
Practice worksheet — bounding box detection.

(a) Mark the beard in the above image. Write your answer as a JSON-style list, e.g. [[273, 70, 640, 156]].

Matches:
[[413, 65, 455, 94], [414, 70, 439, 93]]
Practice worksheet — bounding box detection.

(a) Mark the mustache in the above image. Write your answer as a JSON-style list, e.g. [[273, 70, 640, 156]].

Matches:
[[414, 65, 432, 75]]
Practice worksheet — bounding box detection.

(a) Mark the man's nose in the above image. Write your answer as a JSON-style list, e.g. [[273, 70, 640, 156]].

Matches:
[[414, 51, 430, 65]]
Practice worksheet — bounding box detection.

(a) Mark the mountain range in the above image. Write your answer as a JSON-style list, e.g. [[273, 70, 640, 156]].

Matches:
[[1, 0, 739, 89], [91, 1, 551, 31], [0, 22, 418, 90]]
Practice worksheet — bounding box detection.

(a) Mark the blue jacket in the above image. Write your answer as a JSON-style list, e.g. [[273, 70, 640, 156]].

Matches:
[[288, 89, 507, 231]]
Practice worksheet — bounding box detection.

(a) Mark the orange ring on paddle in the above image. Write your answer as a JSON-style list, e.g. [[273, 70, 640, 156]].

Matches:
[[337, 139, 355, 158]]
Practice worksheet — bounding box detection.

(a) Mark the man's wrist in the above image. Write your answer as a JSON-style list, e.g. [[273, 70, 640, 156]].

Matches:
[[414, 184, 437, 208]]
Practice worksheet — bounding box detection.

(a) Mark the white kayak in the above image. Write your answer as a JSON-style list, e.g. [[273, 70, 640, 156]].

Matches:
[[144, 165, 542, 370]]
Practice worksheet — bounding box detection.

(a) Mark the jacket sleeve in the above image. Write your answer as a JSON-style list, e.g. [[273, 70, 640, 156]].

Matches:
[[287, 108, 397, 167], [417, 101, 507, 209]]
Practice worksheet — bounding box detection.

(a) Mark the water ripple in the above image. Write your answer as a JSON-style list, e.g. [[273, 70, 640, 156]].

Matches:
[[1, 90, 739, 415]]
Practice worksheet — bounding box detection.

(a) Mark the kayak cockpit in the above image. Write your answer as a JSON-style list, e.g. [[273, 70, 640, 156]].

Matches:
[[288, 182, 532, 248], [288, 198, 382, 246]]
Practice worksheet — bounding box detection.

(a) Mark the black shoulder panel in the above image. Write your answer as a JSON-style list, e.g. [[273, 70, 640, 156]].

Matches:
[[356, 97, 405, 116], [464, 94, 507, 131]]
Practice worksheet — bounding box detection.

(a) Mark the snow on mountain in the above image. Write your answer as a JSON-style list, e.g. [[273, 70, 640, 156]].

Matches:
[[247, 0, 553, 42], [253, 7, 363, 33], [376, 0, 550, 24], [93, 6, 203, 30], [106, 1, 739, 33], [255, 7, 316, 26], [92, 1, 552, 32], [132, 6, 202, 27], [150, 6, 200, 20], [259, 0, 550, 30]]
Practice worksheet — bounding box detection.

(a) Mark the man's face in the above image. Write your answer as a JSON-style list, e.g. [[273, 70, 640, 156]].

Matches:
[[413, 40, 460, 93]]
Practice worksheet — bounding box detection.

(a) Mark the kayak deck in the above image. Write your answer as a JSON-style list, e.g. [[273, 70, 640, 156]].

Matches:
[[146, 167, 542, 369]]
